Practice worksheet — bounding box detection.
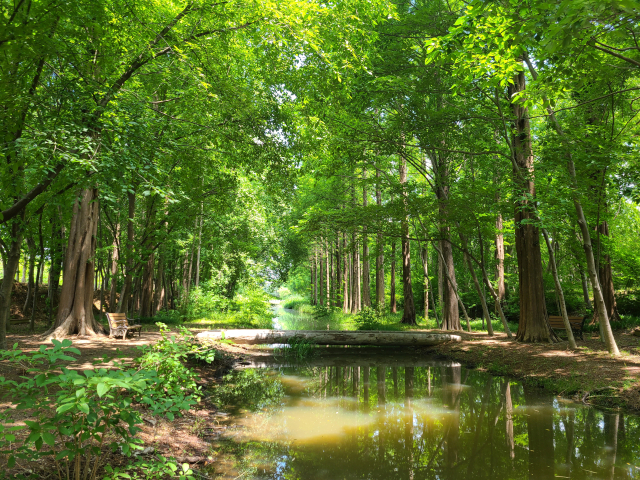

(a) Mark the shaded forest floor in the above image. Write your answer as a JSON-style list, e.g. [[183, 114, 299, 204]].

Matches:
[[429, 329, 640, 411]]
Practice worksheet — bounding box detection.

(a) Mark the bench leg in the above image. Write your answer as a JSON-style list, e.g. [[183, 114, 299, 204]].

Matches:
[[123, 330, 127, 341]]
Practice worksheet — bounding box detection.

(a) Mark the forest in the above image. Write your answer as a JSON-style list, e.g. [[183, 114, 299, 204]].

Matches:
[[2, 0, 640, 479]]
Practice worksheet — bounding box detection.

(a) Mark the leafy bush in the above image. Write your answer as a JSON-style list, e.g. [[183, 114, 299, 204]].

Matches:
[[0, 340, 197, 480], [136, 323, 217, 400], [227, 287, 274, 328], [354, 306, 387, 330], [281, 294, 308, 311]]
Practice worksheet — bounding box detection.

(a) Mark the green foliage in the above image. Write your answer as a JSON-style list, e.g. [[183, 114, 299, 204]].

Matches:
[[136, 323, 217, 400], [281, 294, 309, 311], [103, 456, 194, 480], [354, 305, 387, 331], [0, 340, 196, 480]]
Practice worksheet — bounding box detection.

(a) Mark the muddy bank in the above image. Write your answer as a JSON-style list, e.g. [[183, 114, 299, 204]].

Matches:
[[426, 329, 640, 411]]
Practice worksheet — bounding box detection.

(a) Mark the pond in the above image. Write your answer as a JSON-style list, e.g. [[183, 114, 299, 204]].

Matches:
[[204, 307, 639, 479]]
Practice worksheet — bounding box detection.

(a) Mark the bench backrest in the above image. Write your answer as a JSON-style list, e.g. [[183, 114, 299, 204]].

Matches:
[[548, 315, 586, 329], [106, 312, 129, 328]]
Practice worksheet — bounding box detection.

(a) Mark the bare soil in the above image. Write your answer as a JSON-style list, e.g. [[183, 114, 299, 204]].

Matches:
[[426, 328, 640, 411]]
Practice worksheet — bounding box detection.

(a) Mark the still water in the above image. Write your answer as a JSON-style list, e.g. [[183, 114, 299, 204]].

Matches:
[[209, 348, 640, 480]]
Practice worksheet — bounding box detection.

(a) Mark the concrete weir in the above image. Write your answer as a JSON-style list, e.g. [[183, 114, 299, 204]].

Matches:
[[196, 329, 461, 346]]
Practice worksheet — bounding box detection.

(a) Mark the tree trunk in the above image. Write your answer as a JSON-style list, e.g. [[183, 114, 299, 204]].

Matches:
[[459, 230, 493, 335], [495, 212, 506, 313], [195, 203, 203, 287], [421, 245, 429, 322], [351, 232, 360, 313], [319, 244, 324, 306], [0, 221, 24, 349], [48, 211, 64, 325], [503, 381, 515, 460], [596, 220, 619, 321], [153, 251, 165, 313], [45, 189, 105, 340], [399, 156, 416, 325], [117, 191, 136, 315], [439, 238, 460, 330], [390, 240, 397, 314], [542, 229, 577, 349], [508, 69, 553, 343], [343, 234, 349, 313], [140, 252, 154, 318], [325, 240, 330, 306], [362, 175, 371, 308], [313, 245, 318, 305], [24, 237, 36, 313], [334, 239, 341, 307], [580, 267, 592, 309], [108, 223, 119, 311], [375, 168, 385, 307]]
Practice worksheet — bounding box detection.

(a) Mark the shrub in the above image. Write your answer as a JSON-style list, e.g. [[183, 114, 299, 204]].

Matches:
[[354, 306, 386, 330], [0, 339, 198, 480]]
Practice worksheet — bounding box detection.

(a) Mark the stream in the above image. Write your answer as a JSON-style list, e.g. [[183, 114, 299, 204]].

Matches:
[[205, 307, 640, 479]]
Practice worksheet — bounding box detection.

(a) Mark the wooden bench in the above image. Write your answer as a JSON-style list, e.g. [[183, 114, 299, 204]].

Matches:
[[106, 313, 142, 340], [549, 315, 588, 340]]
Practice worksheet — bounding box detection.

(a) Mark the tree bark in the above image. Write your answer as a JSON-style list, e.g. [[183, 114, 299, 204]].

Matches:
[[140, 252, 154, 318], [439, 238, 460, 330], [109, 223, 120, 311], [24, 237, 36, 313], [362, 173, 371, 308], [421, 245, 429, 322], [153, 250, 165, 313], [495, 212, 506, 313], [375, 168, 385, 307], [326, 239, 330, 306], [117, 191, 136, 315], [596, 220, 619, 321], [390, 240, 397, 314], [343, 233, 349, 313], [579, 267, 592, 309], [508, 69, 553, 343], [399, 156, 416, 324], [45, 189, 105, 340], [0, 220, 24, 349], [459, 230, 493, 335]]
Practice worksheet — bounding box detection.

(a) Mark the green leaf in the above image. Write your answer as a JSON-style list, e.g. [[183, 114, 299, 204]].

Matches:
[[97, 382, 109, 397], [42, 432, 56, 446]]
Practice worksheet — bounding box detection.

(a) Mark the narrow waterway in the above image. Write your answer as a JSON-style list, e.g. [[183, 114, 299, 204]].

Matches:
[[206, 307, 640, 479]]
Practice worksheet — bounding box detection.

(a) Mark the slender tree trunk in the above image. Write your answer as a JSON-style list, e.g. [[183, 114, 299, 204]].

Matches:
[[0, 220, 24, 349], [117, 191, 136, 315], [362, 173, 371, 307], [375, 168, 385, 307], [421, 245, 429, 322], [503, 381, 515, 460], [140, 252, 154, 318], [390, 240, 397, 314], [542, 229, 577, 349], [343, 234, 349, 313], [45, 189, 105, 340], [108, 223, 119, 311], [579, 267, 592, 309], [399, 157, 416, 324], [495, 213, 506, 313], [459, 231, 493, 335], [508, 69, 553, 343], [320, 243, 325, 307], [24, 238, 36, 313], [153, 251, 165, 313], [48, 212, 64, 325], [314, 245, 318, 306], [326, 239, 330, 306], [195, 204, 203, 287], [335, 239, 341, 307], [351, 232, 360, 313]]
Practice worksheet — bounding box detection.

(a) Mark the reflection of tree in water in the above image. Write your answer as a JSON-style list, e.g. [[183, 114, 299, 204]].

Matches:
[[211, 364, 639, 480]]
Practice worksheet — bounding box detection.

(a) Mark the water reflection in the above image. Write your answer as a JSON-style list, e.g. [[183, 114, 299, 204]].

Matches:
[[211, 354, 640, 480]]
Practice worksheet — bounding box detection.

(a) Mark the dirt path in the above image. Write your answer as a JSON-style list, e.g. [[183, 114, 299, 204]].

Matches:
[[426, 328, 640, 410]]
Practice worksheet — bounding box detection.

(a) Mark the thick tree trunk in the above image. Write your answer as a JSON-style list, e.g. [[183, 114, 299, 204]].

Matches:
[[140, 252, 154, 318], [390, 240, 397, 314], [495, 213, 506, 313], [117, 191, 136, 315], [0, 221, 24, 349], [45, 189, 105, 340], [439, 238, 460, 330], [508, 70, 553, 343], [597, 220, 619, 321], [542, 229, 577, 349]]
